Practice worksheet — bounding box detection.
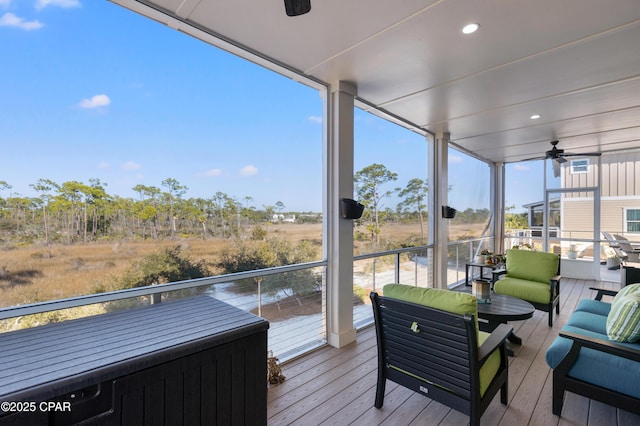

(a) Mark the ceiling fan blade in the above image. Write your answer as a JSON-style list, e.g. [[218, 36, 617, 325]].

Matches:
[[555, 156, 568, 164], [560, 152, 602, 157], [553, 160, 561, 177]]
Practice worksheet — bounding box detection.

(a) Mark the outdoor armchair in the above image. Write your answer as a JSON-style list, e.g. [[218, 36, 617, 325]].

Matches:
[[493, 249, 561, 326], [546, 284, 640, 416], [371, 285, 512, 426], [613, 234, 640, 264]]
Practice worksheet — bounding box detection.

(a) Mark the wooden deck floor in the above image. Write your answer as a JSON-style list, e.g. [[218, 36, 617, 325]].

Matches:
[[267, 277, 640, 425]]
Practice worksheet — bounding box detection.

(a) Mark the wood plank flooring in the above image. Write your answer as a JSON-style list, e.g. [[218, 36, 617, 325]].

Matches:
[[267, 277, 640, 426]]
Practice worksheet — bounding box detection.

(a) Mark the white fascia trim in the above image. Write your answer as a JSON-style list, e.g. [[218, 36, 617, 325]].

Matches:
[[354, 98, 431, 137]]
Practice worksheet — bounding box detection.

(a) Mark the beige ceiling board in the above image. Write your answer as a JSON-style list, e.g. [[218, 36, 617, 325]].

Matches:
[[182, 0, 439, 73], [440, 77, 640, 141], [308, 2, 640, 105], [459, 117, 640, 164], [384, 23, 640, 127]]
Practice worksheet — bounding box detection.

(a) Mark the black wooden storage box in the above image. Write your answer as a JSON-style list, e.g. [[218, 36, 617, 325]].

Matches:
[[0, 296, 269, 425]]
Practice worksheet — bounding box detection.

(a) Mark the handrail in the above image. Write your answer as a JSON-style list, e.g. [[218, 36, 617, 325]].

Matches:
[[446, 236, 492, 247], [0, 260, 327, 321], [353, 244, 433, 261]]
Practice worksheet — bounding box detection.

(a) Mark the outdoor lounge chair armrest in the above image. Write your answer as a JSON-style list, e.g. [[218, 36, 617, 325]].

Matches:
[[550, 274, 561, 283], [588, 286, 618, 301], [492, 268, 507, 280], [559, 330, 640, 362], [478, 323, 513, 364]]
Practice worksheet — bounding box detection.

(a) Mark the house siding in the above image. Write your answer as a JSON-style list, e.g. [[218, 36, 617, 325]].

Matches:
[[562, 197, 640, 236], [560, 150, 640, 237], [564, 150, 640, 197], [562, 199, 594, 240]]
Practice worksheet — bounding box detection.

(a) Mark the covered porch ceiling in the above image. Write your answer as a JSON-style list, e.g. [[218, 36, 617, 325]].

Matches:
[[112, 0, 640, 164]]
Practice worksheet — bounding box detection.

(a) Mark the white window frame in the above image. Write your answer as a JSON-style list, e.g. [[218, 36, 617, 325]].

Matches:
[[625, 208, 640, 234], [570, 158, 589, 174]]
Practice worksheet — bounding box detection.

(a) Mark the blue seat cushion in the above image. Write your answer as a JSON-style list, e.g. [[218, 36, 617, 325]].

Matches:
[[545, 325, 640, 399], [575, 299, 611, 317]]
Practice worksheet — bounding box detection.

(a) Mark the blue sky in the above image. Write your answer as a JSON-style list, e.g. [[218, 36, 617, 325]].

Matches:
[[0, 0, 540, 213]]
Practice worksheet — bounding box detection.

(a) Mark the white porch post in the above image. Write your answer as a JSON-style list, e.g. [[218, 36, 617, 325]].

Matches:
[[324, 81, 357, 348], [492, 163, 506, 253], [429, 132, 450, 289]]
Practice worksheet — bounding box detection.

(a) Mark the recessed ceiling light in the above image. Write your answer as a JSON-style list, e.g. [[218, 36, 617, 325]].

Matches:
[[530, 114, 541, 120], [462, 23, 480, 34]]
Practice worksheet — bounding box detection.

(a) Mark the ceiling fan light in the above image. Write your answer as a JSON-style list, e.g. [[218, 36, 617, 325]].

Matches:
[[462, 23, 479, 34]]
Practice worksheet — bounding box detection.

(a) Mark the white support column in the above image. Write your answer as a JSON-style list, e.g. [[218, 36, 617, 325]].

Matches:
[[429, 132, 450, 289], [492, 163, 505, 253], [324, 81, 357, 348]]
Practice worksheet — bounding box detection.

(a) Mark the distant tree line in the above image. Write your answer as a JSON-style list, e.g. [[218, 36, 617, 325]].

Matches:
[[0, 178, 320, 244], [0, 168, 501, 246]]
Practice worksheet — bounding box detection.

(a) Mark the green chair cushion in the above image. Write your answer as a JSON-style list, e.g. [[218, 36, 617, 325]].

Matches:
[[478, 331, 502, 397], [382, 284, 476, 315], [382, 284, 478, 333], [504, 249, 559, 284], [382, 284, 500, 396], [494, 277, 550, 304]]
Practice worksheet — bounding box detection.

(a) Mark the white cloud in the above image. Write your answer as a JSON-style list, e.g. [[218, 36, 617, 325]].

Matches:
[[307, 115, 322, 124], [35, 0, 81, 10], [0, 0, 12, 8], [97, 161, 110, 170], [240, 165, 258, 177], [202, 168, 222, 177], [79, 94, 110, 109], [513, 164, 530, 171], [0, 12, 43, 30], [121, 161, 141, 171], [449, 155, 463, 164]]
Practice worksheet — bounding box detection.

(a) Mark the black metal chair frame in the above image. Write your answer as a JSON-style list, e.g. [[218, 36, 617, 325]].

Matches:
[[370, 292, 512, 426]]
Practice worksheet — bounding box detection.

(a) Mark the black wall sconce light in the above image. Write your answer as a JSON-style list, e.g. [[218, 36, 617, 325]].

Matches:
[[341, 198, 365, 220], [442, 205, 457, 219], [284, 0, 311, 16]]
